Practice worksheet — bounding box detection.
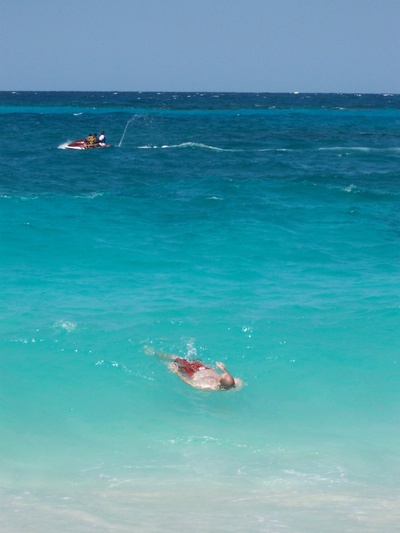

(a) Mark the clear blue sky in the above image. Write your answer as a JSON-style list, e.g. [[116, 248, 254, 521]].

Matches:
[[2, 0, 399, 92]]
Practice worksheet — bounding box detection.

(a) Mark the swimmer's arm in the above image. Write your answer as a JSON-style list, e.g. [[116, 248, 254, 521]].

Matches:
[[216, 362, 234, 380]]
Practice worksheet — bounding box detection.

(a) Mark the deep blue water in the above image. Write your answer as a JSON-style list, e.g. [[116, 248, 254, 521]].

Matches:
[[1, 92, 400, 532]]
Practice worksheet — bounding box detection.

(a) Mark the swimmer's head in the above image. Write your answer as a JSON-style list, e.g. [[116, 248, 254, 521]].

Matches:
[[219, 374, 235, 390]]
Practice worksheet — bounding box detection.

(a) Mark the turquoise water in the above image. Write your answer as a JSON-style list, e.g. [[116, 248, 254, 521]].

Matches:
[[1, 92, 400, 531]]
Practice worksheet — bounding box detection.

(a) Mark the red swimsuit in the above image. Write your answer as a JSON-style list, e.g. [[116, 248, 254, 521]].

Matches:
[[173, 357, 210, 377]]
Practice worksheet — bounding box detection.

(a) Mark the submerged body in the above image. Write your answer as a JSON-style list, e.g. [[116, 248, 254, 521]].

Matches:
[[170, 357, 242, 390], [147, 350, 242, 391]]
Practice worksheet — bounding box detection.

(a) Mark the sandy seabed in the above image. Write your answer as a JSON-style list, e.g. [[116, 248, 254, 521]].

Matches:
[[2, 480, 400, 533]]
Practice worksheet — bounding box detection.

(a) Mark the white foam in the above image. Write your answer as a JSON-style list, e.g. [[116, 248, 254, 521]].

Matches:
[[185, 338, 197, 359], [160, 142, 231, 152], [58, 142, 70, 150], [258, 148, 293, 152], [318, 146, 371, 152], [72, 192, 104, 199], [343, 184, 358, 193], [53, 320, 77, 332]]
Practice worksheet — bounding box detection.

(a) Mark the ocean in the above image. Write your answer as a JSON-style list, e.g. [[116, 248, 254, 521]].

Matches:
[[0, 91, 399, 532]]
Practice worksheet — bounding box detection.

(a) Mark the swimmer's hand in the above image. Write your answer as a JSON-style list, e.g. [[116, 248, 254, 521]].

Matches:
[[216, 362, 226, 371]]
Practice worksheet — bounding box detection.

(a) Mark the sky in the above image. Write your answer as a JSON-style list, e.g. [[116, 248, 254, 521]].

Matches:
[[1, 0, 399, 93]]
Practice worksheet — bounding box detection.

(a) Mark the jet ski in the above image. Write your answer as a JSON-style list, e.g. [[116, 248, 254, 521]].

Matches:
[[65, 139, 110, 150]]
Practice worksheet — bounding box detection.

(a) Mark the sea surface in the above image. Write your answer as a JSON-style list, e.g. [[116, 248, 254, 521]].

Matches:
[[1, 91, 399, 532]]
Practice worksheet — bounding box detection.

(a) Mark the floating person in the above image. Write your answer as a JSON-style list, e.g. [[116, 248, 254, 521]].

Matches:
[[146, 348, 242, 391]]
